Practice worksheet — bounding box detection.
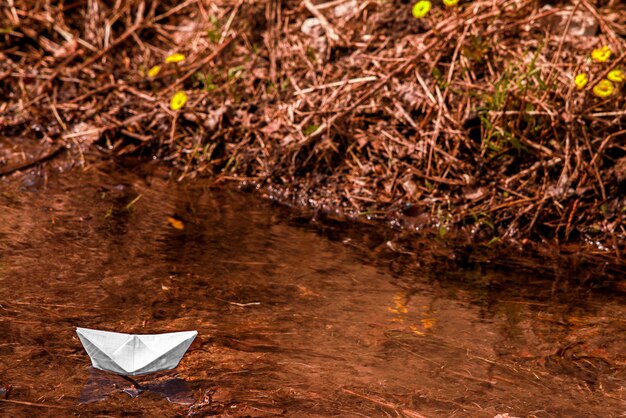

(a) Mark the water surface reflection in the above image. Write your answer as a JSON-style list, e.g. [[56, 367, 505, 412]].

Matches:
[[0, 162, 623, 416]]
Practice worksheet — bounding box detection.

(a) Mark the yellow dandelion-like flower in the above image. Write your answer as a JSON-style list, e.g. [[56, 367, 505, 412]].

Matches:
[[443, 0, 459, 6], [147, 65, 161, 78], [165, 53, 186, 64], [591, 46, 611, 63], [170, 91, 188, 110], [412, 0, 432, 18], [574, 73, 588, 90], [592, 79, 614, 98], [607, 69, 625, 83]]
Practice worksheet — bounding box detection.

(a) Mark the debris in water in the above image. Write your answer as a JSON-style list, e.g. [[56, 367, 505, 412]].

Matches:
[[167, 216, 185, 230], [0, 384, 10, 399]]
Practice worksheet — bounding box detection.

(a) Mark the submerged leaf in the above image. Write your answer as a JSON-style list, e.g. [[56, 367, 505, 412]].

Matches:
[[167, 216, 185, 230]]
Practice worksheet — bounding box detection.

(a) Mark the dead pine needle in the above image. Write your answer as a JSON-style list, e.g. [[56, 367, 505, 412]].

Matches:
[[0, 0, 624, 253]]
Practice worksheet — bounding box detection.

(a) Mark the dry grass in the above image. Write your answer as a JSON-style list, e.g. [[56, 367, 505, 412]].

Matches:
[[1, 0, 625, 254]]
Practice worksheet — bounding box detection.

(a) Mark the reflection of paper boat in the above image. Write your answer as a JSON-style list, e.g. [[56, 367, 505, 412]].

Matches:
[[76, 328, 197, 376], [79, 368, 195, 405]]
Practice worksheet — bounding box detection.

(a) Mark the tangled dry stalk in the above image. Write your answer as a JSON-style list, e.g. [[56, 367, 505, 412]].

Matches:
[[1, 0, 625, 255]]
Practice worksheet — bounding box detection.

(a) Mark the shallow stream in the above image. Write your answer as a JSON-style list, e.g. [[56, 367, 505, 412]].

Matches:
[[0, 161, 624, 417]]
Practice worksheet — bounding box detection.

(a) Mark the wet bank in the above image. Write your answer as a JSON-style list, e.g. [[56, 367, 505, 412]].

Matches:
[[0, 160, 624, 417]]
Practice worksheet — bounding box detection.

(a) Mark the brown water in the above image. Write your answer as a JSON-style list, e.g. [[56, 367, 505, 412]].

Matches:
[[0, 161, 624, 417]]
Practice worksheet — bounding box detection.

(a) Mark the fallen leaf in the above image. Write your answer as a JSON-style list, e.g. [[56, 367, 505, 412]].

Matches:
[[420, 318, 435, 329], [167, 216, 184, 230]]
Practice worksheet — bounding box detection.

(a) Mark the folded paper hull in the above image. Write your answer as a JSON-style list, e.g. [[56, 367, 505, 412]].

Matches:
[[77, 328, 197, 376]]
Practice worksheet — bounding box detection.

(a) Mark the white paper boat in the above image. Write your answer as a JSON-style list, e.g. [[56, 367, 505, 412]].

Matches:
[[76, 327, 197, 376]]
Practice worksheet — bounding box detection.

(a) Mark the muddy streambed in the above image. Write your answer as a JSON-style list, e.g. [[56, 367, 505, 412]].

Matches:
[[0, 161, 624, 417]]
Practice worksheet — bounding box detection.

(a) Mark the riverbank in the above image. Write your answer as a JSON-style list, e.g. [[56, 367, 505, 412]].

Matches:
[[2, 0, 625, 255]]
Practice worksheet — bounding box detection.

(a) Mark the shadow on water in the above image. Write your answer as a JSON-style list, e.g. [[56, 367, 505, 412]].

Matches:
[[79, 369, 194, 405], [0, 159, 624, 417]]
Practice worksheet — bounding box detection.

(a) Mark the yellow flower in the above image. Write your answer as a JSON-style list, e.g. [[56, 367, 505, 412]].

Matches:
[[170, 91, 188, 110], [574, 73, 588, 90], [591, 46, 611, 63], [607, 69, 625, 83], [147, 65, 161, 78], [592, 79, 614, 98], [412, 0, 432, 18], [165, 53, 185, 64], [443, 0, 459, 6]]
